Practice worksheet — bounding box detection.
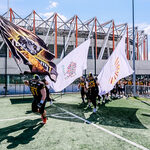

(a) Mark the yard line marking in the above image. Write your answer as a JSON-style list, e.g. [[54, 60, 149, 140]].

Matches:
[[0, 112, 75, 122], [53, 104, 149, 150], [0, 115, 40, 122], [51, 112, 76, 119], [0, 104, 149, 150]]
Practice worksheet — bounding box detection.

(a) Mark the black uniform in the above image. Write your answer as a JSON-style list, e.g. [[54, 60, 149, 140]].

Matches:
[[79, 80, 86, 103], [88, 78, 97, 108], [29, 80, 46, 114]]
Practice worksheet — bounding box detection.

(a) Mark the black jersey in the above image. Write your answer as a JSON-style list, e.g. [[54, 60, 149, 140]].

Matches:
[[88, 79, 96, 89], [88, 78, 97, 94], [29, 80, 45, 100], [94, 79, 99, 94], [80, 81, 86, 88]]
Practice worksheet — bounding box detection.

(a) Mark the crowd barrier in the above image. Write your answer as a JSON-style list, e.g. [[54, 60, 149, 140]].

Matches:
[[125, 85, 150, 97], [1, 84, 150, 98], [0, 84, 79, 96]]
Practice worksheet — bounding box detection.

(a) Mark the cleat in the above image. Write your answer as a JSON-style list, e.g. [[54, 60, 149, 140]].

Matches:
[[88, 105, 91, 108], [41, 115, 47, 124], [88, 102, 91, 108], [93, 108, 96, 113]]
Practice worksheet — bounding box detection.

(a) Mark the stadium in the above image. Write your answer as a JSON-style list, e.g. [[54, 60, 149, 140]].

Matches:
[[1, 7, 150, 150], [0, 9, 150, 94]]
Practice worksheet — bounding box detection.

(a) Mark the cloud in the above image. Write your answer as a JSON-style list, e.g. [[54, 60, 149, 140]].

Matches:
[[136, 23, 150, 35], [40, 12, 54, 18], [48, 1, 58, 9], [144, 26, 150, 36], [40, 12, 67, 21]]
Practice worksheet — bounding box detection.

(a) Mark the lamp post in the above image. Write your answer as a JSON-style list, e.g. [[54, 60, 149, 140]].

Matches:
[[132, 0, 136, 96]]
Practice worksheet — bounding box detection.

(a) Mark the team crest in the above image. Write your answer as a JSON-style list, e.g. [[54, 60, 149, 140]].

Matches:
[[63, 61, 77, 79]]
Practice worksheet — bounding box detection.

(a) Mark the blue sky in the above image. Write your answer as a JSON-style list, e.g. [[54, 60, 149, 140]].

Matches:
[[0, 0, 149, 25], [0, 0, 150, 56]]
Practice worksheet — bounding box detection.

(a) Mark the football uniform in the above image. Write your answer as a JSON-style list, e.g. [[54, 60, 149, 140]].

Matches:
[[79, 80, 86, 103], [88, 78, 97, 107], [29, 80, 46, 114]]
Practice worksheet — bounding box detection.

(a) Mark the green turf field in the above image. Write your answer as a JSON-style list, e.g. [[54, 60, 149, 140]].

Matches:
[[0, 94, 150, 150]]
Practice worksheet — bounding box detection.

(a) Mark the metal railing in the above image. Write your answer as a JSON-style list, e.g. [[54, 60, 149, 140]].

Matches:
[[125, 85, 150, 97], [0, 83, 79, 96]]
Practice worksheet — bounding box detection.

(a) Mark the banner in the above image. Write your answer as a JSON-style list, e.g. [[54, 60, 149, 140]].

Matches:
[[0, 16, 57, 82], [46, 39, 90, 92], [98, 35, 134, 95]]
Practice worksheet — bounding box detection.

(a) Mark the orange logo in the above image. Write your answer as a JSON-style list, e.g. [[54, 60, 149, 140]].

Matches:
[[109, 57, 120, 85]]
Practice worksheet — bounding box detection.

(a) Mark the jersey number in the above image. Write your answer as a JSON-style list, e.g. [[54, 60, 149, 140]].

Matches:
[[30, 87, 38, 96], [89, 81, 95, 87]]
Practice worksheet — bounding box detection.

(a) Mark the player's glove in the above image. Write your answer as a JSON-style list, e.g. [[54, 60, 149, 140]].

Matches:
[[37, 103, 42, 108], [37, 100, 44, 108]]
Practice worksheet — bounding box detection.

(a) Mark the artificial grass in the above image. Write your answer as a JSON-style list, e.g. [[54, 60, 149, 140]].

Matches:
[[0, 94, 150, 150]]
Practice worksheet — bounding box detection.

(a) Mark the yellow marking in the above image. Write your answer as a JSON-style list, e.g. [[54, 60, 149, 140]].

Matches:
[[30, 87, 38, 96]]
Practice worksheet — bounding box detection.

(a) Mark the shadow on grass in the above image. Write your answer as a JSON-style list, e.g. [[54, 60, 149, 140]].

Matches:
[[141, 113, 150, 117], [25, 110, 33, 114], [87, 105, 146, 129], [10, 97, 33, 104], [0, 119, 43, 149], [46, 103, 86, 123], [8, 96, 146, 129], [141, 101, 150, 106], [133, 96, 140, 100], [46, 102, 146, 129], [129, 97, 150, 107]]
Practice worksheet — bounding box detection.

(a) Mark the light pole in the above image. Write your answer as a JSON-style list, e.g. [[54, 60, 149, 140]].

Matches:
[[132, 0, 136, 96]]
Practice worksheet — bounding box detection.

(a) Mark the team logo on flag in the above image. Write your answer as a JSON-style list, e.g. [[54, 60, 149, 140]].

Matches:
[[0, 16, 58, 82], [98, 35, 133, 96], [109, 57, 120, 85], [62, 61, 77, 79], [51, 39, 90, 92]]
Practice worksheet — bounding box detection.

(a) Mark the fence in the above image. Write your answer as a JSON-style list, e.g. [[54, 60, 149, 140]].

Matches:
[[125, 85, 150, 97], [2, 82, 150, 98], [0, 83, 79, 96]]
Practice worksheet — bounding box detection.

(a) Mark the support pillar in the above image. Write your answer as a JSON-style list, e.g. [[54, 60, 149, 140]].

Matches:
[[75, 15, 78, 47], [33, 10, 36, 34]]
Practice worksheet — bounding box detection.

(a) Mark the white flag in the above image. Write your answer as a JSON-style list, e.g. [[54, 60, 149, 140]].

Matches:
[[98, 35, 134, 95], [47, 39, 90, 92]]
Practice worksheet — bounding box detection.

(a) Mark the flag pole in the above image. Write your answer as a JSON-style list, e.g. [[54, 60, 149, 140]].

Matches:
[[132, 0, 136, 96], [63, 35, 66, 93], [84, 38, 87, 78], [4, 0, 10, 95], [94, 33, 96, 76]]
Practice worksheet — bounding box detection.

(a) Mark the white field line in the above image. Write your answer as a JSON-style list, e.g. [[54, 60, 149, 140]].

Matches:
[[0, 115, 40, 122], [0, 104, 149, 150], [53, 104, 149, 150], [50, 112, 76, 119], [0, 113, 75, 122]]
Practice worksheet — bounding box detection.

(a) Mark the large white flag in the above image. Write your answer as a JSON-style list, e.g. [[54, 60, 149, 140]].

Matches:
[[46, 39, 90, 92], [98, 35, 134, 95]]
